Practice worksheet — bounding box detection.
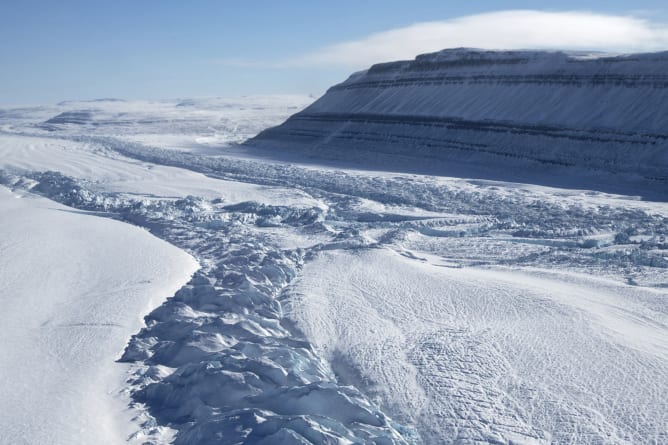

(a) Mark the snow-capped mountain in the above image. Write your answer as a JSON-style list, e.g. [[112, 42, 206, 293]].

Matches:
[[250, 48, 668, 187]]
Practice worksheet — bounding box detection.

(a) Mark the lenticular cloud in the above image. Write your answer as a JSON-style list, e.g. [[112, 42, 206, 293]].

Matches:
[[290, 10, 668, 68]]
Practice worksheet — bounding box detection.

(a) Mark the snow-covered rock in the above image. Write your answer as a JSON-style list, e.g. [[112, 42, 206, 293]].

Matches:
[[250, 49, 668, 184]]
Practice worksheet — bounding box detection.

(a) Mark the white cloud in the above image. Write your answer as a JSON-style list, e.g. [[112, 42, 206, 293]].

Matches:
[[223, 10, 668, 69]]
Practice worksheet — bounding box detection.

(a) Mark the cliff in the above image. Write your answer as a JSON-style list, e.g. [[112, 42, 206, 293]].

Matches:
[[249, 49, 668, 189]]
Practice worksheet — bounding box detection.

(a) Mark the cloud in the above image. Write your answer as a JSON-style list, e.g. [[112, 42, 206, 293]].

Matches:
[[220, 10, 668, 69]]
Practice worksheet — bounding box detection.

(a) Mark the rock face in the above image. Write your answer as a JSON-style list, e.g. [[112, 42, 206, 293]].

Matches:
[[250, 49, 668, 184]]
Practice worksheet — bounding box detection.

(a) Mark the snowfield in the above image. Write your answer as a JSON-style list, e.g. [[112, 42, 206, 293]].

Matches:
[[0, 187, 198, 445], [0, 94, 667, 444], [288, 249, 668, 443]]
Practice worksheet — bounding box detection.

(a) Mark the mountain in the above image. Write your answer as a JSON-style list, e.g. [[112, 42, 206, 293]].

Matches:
[[248, 48, 668, 192]]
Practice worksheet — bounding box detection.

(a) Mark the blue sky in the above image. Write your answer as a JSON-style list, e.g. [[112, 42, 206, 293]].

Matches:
[[1, 0, 668, 105]]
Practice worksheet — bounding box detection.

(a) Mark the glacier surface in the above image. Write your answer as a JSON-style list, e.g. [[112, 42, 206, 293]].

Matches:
[[0, 186, 197, 445], [0, 88, 667, 444]]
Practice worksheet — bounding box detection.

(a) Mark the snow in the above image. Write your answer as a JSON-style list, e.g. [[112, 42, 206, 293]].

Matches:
[[0, 134, 319, 207], [0, 90, 667, 444], [287, 248, 668, 443], [249, 49, 668, 194], [0, 187, 198, 445]]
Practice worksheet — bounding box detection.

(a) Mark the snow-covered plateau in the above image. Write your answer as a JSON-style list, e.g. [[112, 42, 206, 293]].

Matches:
[[0, 51, 667, 445], [250, 49, 668, 198]]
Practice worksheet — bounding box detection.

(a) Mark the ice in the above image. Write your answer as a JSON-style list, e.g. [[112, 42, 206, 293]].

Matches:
[[1, 89, 667, 444], [287, 249, 668, 443]]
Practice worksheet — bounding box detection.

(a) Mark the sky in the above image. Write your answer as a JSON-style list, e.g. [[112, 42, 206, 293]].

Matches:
[[1, 0, 668, 105]]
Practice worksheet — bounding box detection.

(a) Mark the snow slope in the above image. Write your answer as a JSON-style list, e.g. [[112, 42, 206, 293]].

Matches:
[[0, 187, 198, 445], [249, 49, 668, 193]]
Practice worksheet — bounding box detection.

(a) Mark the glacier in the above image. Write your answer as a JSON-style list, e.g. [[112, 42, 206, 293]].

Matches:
[[0, 182, 198, 445], [0, 52, 667, 444]]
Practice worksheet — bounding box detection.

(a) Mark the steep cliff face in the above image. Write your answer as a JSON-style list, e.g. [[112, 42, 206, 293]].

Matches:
[[249, 49, 668, 185]]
